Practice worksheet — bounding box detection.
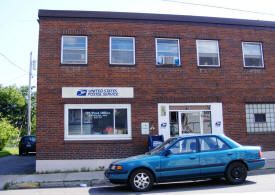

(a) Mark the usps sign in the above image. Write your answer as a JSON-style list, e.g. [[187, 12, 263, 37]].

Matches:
[[62, 87, 134, 98]]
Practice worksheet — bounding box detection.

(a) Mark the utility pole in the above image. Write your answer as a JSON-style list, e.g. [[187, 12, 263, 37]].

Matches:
[[27, 52, 32, 135]]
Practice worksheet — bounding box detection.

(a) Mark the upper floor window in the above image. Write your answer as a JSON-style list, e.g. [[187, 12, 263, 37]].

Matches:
[[156, 38, 180, 66], [110, 37, 135, 65], [242, 42, 264, 68], [61, 36, 87, 64], [196, 40, 220, 67]]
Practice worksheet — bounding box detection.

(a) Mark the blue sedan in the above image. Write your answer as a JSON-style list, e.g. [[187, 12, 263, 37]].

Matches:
[[105, 134, 265, 192]]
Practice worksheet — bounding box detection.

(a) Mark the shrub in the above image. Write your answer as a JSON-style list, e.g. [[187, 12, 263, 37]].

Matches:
[[0, 118, 19, 150]]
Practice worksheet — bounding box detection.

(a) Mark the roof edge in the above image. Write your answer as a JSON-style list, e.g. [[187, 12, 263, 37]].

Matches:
[[38, 9, 275, 28]]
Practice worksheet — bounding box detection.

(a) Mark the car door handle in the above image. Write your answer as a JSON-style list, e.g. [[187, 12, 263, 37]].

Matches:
[[189, 157, 196, 160], [227, 153, 233, 156]]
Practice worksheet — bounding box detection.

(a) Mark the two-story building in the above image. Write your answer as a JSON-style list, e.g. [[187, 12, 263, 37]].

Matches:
[[37, 9, 275, 171]]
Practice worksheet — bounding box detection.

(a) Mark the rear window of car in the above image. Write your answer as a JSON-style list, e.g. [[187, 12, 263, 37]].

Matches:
[[199, 136, 231, 152]]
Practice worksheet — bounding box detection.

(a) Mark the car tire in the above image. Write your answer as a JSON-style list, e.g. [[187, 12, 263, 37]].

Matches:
[[19, 149, 23, 156], [225, 162, 247, 184], [129, 169, 154, 192]]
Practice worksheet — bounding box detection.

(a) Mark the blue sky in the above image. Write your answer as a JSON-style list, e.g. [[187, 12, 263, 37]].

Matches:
[[1, 0, 275, 87]]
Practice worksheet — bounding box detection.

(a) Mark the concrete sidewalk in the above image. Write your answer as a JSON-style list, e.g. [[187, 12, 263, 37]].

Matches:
[[1, 151, 275, 190]]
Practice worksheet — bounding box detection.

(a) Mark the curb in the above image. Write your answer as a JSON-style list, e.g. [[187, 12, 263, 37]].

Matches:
[[6, 179, 112, 190]]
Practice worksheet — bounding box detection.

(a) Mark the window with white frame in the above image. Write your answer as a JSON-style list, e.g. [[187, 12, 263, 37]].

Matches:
[[65, 104, 132, 140], [110, 37, 135, 65], [242, 42, 264, 68], [196, 40, 220, 67], [245, 104, 275, 133], [61, 36, 87, 64], [156, 38, 180, 65]]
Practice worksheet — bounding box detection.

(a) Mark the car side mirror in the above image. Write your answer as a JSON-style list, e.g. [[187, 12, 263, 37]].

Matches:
[[165, 149, 172, 156]]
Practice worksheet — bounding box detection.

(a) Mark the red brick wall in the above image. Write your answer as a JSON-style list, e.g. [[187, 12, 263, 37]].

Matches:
[[37, 19, 275, 160]]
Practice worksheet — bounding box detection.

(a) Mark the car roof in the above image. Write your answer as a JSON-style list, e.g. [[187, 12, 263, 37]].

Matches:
[[176, 134, 219, 139]]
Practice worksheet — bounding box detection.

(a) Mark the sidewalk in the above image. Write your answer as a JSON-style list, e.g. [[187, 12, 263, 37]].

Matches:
[[1, 151, 275, 190]]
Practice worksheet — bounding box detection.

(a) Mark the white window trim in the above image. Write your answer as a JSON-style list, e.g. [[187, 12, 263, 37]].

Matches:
[[196, 40, 220, 67], [109, 37, 135, 65], [64, 104, 132, 140], [61, 35, 88, 64], [242, 42, 264, 68], [155, 38, 181, 65]]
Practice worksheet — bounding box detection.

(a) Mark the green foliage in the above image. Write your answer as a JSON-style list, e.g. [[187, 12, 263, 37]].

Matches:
[[0, 118, 19, 150], [0, 85, 36, 136], [0, 146, 19, 157]]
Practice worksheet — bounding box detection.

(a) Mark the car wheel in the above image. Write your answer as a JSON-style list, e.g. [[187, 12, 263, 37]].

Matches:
[[225, 162, 247, 184], [129, 169, 154, 192], [19, 149, 23, 156]]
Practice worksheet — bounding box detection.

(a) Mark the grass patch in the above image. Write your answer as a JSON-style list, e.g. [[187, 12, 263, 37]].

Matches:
[[4, 182, 39, 190], [0, 147, 18, 158]]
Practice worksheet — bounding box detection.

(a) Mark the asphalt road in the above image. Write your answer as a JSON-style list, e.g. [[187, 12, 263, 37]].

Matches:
[[0, 155, 35, 175], [1, 173, 275, 195]]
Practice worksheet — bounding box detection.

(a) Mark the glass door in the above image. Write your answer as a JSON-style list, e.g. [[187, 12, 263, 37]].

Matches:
[[179, 111, 201, 135], [169, 111, 212, 137]]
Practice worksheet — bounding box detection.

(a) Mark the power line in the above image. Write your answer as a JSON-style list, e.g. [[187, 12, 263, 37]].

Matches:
[[0, 52, 28, 73], [4, 73, 28, 85], [162, 0, 275, 17]]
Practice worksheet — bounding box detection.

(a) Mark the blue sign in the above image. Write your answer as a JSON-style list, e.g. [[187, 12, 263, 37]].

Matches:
[[77, 89, 119, 97], [77, 89, 87, 96], [161, 123, 167, 128], [215, 121, 221, 127]]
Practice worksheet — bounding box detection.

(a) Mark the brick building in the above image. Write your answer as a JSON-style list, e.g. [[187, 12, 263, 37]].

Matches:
[[37, 9, 275, 171]]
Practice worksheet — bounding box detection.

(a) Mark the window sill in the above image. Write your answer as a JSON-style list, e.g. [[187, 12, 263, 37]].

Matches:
[[155, 64, 181, 68], [64, 136, 132, 141], [64, 138, 132, 144], [198, 65, 220, 68], [247, 132, 275, 135], [244, 66, 265, 69], [60, 63, 88, 66], [109, 64, 136, 67]]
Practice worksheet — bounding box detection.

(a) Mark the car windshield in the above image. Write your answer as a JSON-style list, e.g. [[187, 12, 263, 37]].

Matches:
[[147, 137, 177, 155]]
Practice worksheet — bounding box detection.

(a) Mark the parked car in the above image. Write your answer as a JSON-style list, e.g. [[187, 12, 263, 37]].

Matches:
[[19, 136, 36, 155], [105, 134, 265, 192]]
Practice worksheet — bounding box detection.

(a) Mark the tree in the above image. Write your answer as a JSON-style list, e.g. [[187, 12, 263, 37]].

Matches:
[[0, 86, 26, 127], [0, 85, 36, 136], [0, 118, 19, 150]]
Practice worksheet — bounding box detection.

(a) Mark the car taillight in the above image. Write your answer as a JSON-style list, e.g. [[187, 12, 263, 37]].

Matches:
[[259, 150, 262, 158]]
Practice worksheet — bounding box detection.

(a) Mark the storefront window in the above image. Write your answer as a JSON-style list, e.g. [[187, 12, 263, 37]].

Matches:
[[82, 109, 114, 135], [115, 109, 128, 134], [68, 109, 81, 135], [65, 104, 131, 140]]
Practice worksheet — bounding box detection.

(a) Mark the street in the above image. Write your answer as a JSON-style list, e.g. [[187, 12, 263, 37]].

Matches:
[[1, 173, 274, 195]]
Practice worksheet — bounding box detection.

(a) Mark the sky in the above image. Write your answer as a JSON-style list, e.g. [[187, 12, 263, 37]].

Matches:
[[1, 0, 275, 88]]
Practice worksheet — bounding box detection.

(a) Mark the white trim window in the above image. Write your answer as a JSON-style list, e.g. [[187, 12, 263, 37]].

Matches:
[[196, 40, 220, 67], [110, 37, 135, 65], [61, 36, 87, 64], [65, 104, 132, 140], [242, 42, 264, 68], [156, 38, 180, 65]]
